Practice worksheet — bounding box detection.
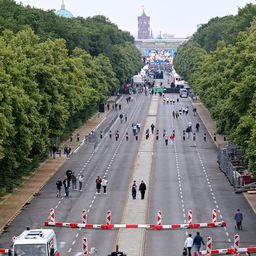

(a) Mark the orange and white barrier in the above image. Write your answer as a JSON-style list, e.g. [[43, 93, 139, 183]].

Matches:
[[188, 210, 193, 224], [106, 210, 111, 225], [82, 209, 87, 224], [44, 209, 226, 230], [0, 248, 9, 254], [48, 208, 55, 222], [157, 211, 162, 225], [194, 235, 256, 255], [83, 237, 88, 256], [212, 209, 217, 223]]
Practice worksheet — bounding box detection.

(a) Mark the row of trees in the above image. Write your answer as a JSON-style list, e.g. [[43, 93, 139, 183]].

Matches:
[[174, 3, 256, 174], [0, 0, 143, 194]]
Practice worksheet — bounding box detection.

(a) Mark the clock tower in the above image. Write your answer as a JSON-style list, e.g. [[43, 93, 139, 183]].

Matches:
[[138, 9, 150, 39]]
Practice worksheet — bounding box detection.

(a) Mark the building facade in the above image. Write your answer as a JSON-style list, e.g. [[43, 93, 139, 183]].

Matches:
[[137, 10, 150, 39]]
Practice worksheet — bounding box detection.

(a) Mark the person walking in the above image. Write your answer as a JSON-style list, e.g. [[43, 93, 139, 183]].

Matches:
[[164, 134, 169, 146], [125, 114, 128, 122], [66, 169, 73, 187], [169, 133, 175, 145], [196, 123, 200, 132], [193, 232, 205, 256], [184, 234, 193, 256], [234, 209, 243, 230], [102, 177, 108, 194], [56, 178, 62, 197], [78, 174, 84, 191], [96, 176, 102, 194], [151, 123, 155, 134], [139, 180, 147, 199], [71, 172, 77, 190], [63, 178, 69, 197], [132, 181, 137, 199]]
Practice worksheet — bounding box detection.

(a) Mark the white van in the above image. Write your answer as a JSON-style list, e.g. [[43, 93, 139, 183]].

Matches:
[[179, 88, 188, 98], [12, 229, 60, 256]]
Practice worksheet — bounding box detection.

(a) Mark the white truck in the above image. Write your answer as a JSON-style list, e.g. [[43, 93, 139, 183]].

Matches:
[[11, 229, 60, 256]]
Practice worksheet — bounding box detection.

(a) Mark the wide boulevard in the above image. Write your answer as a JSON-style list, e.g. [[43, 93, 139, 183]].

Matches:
[[0, 75, 256, 255]]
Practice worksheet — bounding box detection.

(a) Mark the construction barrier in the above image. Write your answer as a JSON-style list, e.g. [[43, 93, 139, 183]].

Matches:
[[44, 208, 226, 230], [194, 234, 256, 255], [0, 248, 9, 254]]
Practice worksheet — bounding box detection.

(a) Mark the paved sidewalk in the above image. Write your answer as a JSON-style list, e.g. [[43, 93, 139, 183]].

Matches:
[[116, 95, 159, 256], [0, 111, 109, 234], [191, 100, 256, 215]]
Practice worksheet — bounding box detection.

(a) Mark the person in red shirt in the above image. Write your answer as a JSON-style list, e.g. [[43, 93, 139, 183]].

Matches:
[[170, 133, 175, 145]]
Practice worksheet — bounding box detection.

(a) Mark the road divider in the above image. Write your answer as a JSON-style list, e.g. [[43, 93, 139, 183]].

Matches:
[[44, 208, 226, 230]]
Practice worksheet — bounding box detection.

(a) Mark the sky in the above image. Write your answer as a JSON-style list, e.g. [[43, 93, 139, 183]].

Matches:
[[15, 0, 255, 38]]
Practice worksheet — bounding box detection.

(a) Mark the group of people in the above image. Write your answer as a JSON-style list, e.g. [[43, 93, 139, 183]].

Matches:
[[131, 180, 147, 199], [56, 170, 84, 197], [96, 176, 108, 194], [184, 210, 244, 256]]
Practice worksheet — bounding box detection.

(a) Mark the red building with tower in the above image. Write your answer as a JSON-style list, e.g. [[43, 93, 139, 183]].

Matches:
[[137, 10, 151, 39]]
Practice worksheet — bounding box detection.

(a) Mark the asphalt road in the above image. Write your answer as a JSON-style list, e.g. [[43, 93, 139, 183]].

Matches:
[[0, 92, 151, 255], [145, 95, 256, 255], [1, 79, 256, 256]]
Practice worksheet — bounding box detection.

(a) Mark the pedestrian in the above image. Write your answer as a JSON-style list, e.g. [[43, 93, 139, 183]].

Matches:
[[114, 103, 117, 110], [172, 110, 175, 118], [151, 123, 155, 134], [132, 181, 137, 199], [109, 130, 112, 139], [176, 111, 179, 118], [76, 132, 80, 142], [125, 114, 128, 122], [78, 174, 84, 191], [193, 232, 205, 256], [126, 132, 129, 141], [56, 178, 62, 197], [163, 129, 166, 137], [165, 134, 168, 146], [107, 103, 110, 111], [169, 133, 175, 145], [102, 177, 108, 194], [234, 209, 243, 230], [196, 123, 200, 132], [204, 133, 207, 141], [100, 130, 103, 139], [115, 131, 119, 141], [193, 133, 196, 141], [184, 234, 193, 256], [119, 104, 121, 110], [139, 181, 147, 199], [70, 135, 73, 142], [51, 144, 58, 159], [193, 108, 197, 116], [156, 130, 159, 140], [67, 147, 71, 158], [63, 178, 69, 197], [66, 169, 72, 187], [71, 172, 77, 190], [96, 176, 102, 194], [137, 123, 141, 133], [119, 113, 123, 123], [146, 129, 149, 140], [132, 124, 137, 136]]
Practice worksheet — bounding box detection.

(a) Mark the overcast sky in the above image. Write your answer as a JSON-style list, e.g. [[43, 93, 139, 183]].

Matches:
[[15, 0, 255, 38]]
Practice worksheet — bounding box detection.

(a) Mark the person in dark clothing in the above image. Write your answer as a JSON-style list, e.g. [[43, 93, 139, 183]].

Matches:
[[150, 123, 155, 134], [234, 209, 243, 230], [132, 181, 137, 199], [63, 178, 69, 197], [139, 181, 147, 199], [196, 123, 200, 132], [96, 176, 102, 194], [66, 169, 72, 187], [193, 232, 204, 256], [56, 178, 62, 197], [51, 144, 58, 159]]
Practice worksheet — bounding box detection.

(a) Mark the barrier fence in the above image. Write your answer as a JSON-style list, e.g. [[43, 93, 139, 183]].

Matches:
[[44, 208, 226, 230]]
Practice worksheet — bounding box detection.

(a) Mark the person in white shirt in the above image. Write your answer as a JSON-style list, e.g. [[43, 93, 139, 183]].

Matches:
[[184, 234, 193, 256], [102, 177, 108, 194]]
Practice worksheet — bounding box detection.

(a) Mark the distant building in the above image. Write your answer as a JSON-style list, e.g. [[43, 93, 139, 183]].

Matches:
[[56, 0, 73, 18], [162, 33, 175, 39], [137, 9, 150, 39]]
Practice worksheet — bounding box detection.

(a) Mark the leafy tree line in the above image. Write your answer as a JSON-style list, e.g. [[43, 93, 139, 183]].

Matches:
[[174, 3, 256, 174], [0, 0, 142, 84], [0, 1, 143, 195]]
